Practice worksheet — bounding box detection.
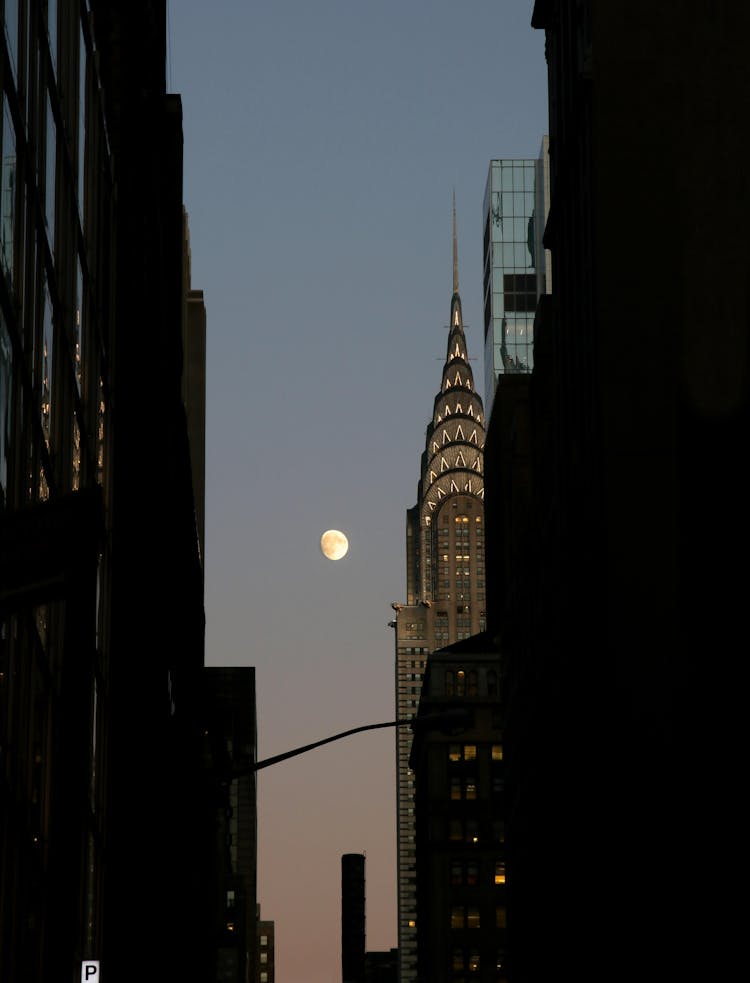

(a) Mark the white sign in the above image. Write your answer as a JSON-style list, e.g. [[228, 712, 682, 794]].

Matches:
[[81, 962, 100, 982]]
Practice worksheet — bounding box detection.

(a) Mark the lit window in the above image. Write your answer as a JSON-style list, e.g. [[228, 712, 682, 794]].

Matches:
[[226, 922, 235, 932], [450, 777, 462, 800], [260, 953, 268, 964], [451, 907, 465, 929], [492, 744, 503, 761], [449, 745, 461, 762], [466, 820, 479, 844], [466, 862, 478, 886], [457, 670, 465, 696], [465, 778, 477, 800], [260, 974, 268, 983], [260, 936, 268, 946], [469, 949, 480, 972], [467, 907, 481, 929], [408, 919, 416, 928], [495, 862, 506, 885], [463, 744, 477, 761], [453, 949, 465, 971]]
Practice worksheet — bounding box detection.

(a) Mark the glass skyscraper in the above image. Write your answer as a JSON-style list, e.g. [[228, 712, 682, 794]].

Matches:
[[482, 140, 551, 416]]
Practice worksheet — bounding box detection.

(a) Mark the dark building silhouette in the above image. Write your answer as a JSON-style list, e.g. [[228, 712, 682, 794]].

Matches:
[[0, 4, 238, 981], [365, 949, 398, 983], [392, 197, 487, 983], [202, 669, 258, 983], [256, 907, 276, 983], [409, 636, 505, 983], [342, 853, 366, 983], [341, 854, 398, 983], [482, 4, 750, 983]]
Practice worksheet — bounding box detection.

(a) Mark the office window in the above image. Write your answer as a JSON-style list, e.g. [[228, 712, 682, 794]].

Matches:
[[496, 906, 507, 929], [469, 949, 480, 972], [260, 952, 268, 964], [463, 745, 477, 762], [467, 907, 480, 929], [492, 744, 503, 761], [464, 777, 477, 800], [450, 777, 462, 800], [495, 861, 506, 885], [466, 861, 478, 887], [451, 907, 465, 929], [260, 935, 268, 946], [453, 949, 465, 971]]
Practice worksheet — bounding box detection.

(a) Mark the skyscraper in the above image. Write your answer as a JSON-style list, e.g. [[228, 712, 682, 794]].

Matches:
[[393, 198, 486, 983], [481, 4, 750, 982], [482, 143, 551, 416], [409, 636, 505, 983], [0, 5, 208, 980]]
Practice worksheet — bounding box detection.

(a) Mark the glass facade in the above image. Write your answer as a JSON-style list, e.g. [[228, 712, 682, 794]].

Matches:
[[482, 141, 550, 415], [0, 0, 111, 512]]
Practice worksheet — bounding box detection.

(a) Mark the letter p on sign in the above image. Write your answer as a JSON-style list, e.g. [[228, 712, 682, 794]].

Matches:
[[82, 961, 100, 982]]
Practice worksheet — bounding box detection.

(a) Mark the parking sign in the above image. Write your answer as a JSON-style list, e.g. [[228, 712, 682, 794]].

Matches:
[[81, 961, 100, 982]]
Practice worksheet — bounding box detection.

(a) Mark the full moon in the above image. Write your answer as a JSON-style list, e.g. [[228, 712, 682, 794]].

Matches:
[[320, 529, 349, 560]]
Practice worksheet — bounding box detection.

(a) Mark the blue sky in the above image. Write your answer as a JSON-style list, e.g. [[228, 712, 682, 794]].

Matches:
[[169, 3, 547, 981]]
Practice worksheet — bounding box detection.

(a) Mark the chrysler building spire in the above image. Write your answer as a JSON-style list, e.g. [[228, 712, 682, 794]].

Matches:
[[453, 188, 459, 296]]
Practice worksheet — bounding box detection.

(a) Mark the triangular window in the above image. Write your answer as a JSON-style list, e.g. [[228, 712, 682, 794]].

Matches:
[[467, 405, 474, 417], [454, 371, 462, 386], [442, 429, 450, 445], [456, 452, 466, 467], [456, 425, 465, 441], [440, 457, 448, 473], [450, 480, 459, 493]]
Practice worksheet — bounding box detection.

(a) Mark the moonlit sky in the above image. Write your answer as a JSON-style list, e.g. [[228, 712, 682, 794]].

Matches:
[[168, 3, 547, 981]]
